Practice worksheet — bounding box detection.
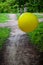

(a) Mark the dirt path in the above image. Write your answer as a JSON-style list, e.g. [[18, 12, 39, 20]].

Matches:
[[0, 14, 25, 65]]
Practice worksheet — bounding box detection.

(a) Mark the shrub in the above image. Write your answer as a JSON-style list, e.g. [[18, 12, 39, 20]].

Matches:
[[0, 28, 10, 50], [0, 13, 9, 23], [27, 22, 43, 52]]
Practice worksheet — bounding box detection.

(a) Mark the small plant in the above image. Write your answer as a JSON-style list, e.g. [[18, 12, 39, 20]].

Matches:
[[27, 22, 43, 52], [0, 27, 10, 49], [0, 14, 9, 23]]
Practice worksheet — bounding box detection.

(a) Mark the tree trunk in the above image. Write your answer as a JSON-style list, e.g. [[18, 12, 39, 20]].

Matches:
[[20, 7, 23, 14], [24, 6, 27, 12]]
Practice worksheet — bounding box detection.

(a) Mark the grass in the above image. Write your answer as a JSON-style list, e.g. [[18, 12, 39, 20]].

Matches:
[[27, 22, 43, 52], [0, 27, 10, 50], [0, 13, 9, 23]]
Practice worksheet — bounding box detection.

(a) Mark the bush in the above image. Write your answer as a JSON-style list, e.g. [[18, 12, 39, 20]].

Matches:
[[27, 22, 43, 52], [0, 28, 10, 50], [0, 2, 11, 13], [0, 2, 18, 13], [0, 13, 9, 23]]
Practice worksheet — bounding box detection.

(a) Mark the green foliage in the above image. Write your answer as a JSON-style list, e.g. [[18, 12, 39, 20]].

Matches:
[[27, 22, 43, 52], [0, 28, 10, 50], [0, 14, 9, 23], [6, 0, 16, 4], [0, 0, 43, 13], [0, 2, 11, 13], [0, 1, 17, 13]]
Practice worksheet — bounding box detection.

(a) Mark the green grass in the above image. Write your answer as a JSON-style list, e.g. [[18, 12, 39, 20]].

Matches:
[[0, 27, 10, 50], [27, 22, 43, 52], [0, 13, 9, 23]]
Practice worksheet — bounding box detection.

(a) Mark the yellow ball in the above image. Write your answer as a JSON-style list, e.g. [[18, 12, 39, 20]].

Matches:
[[18, 12, 39, 32]]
